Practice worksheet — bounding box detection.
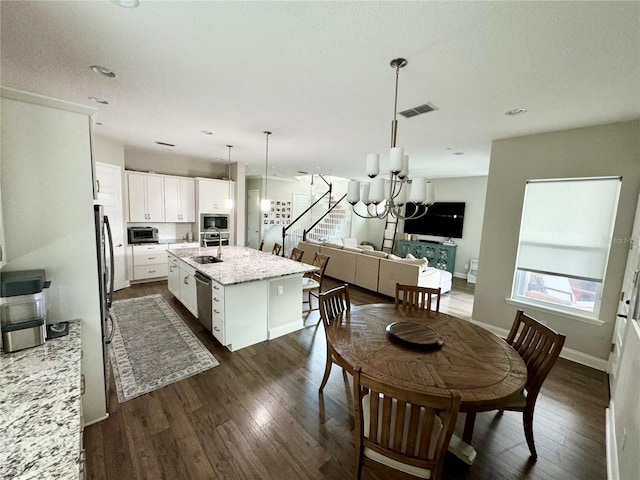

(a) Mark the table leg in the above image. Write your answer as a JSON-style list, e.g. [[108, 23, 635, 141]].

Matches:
[[463, 411, 477, 444]]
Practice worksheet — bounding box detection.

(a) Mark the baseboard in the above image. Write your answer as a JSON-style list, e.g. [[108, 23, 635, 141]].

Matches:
[[606, 403, 619, 480], [269, 320, 303, 340], [84, 412, 109, 427], [469, 318, 609, 371]]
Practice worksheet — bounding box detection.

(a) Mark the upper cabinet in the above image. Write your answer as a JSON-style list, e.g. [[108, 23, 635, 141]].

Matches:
[[164, 177, 195, 222], [127, 172, 165, 222], [197, 178, 234, 213]]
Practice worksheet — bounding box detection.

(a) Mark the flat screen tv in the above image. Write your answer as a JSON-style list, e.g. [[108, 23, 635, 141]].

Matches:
[[404, 202, 466, 239]]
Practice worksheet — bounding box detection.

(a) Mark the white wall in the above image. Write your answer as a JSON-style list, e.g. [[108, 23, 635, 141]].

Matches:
[[124, 146, 227, 178], [1, 92, 107, 423], [473, 120, 640, 362]]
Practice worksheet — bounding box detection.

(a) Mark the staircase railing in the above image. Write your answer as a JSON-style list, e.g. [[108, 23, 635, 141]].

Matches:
[[302, 193, 347, 241], [279, 174, 347, 256]]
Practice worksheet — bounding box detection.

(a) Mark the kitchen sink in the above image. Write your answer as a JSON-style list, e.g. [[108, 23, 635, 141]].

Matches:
[[191, 255, 223, 264]]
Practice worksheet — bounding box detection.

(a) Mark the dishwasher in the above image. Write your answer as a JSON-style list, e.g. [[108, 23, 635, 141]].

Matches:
[[194, 272, 212, 332]]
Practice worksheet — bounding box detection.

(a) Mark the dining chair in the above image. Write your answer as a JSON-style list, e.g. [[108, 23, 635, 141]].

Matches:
[[462, 309, 566, 459], [272, 243, 282, 255], [302, 253, 329, 312], [395, 283, 442, 312], [289, 247, 304, 262], [258, 240, 264, 251], [318, 284, 351, 392], [353, 366, 461, 480]]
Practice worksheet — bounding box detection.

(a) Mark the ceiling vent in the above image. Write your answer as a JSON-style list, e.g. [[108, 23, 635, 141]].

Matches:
[[399, 102, 438, 118], [155, 141, 176, 147]]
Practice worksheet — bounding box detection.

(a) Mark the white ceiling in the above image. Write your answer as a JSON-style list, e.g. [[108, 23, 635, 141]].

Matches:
[[2, 1, 639, 181]]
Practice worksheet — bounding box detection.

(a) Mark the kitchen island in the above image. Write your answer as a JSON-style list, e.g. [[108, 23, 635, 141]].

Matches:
[[167, 246, 316, 351]]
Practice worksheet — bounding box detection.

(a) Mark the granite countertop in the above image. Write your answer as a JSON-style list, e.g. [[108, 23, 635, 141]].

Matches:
[[168, 245, 317, 285], [130, 239, 198, 246], [0, 320, 82, 479]]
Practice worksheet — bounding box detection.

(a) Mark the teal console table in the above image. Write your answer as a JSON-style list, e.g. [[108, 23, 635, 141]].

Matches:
[[395, 240, 457, 274]]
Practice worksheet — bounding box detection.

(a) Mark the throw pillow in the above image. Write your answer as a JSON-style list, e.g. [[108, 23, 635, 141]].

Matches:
[[342, 237, 358, 248]]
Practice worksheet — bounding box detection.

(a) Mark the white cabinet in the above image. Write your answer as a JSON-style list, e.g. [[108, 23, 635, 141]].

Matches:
[[197, 178, 234, 213], [131, 244, 168, 280], [164, 177, 195, 222], [127, 172, 164, 222], [210, 279, 268, 351], [167, 252, 198, 317]]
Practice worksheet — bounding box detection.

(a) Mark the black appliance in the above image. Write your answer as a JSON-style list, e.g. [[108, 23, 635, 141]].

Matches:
[[127, 226, 159, 244], [404, 202, 466, 239], [95, 205, 115, 410], [200, 213, 229, 231]]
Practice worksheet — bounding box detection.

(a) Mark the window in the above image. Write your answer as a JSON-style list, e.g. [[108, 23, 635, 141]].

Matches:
[[511, 176, 621, 318]]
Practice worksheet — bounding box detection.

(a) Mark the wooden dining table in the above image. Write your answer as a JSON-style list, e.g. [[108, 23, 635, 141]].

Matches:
[[328, 303, 528, 464]]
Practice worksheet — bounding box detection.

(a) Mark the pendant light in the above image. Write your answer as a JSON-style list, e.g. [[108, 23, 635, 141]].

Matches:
[[260, 131, 272, 212], [347, 58, 434, 220], [225, 145, 234, 209]]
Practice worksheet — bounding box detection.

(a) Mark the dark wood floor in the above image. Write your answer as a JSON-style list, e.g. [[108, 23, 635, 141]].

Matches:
[[85, 277, 609, 480]]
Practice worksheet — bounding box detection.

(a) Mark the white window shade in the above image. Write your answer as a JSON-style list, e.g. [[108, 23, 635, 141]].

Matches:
[[515, 177, 621, 282]]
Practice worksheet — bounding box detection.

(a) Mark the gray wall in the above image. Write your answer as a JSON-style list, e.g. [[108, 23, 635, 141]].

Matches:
[[398, 176, 488, 277], [473, 120, 640, 361]]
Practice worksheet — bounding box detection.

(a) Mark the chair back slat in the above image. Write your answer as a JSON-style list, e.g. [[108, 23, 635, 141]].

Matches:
[[318, 284, 350, 329], [507, 310, 566, 398], [354, 367, 461, 480], [289, 247, 304, 262], [395, 283, 441, 312]]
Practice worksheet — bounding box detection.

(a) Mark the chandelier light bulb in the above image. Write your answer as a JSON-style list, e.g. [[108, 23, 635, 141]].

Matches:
[[369, 177, 386, 204], [366, 154, 380, 178], [361, 183, 371, 205], [409, 178, 427, 203], [347, 180, 361, 205], [389, 147, 404, 174]]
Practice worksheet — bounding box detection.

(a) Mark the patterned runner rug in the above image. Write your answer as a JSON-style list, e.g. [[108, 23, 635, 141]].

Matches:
[[109, 294, 219, 403]]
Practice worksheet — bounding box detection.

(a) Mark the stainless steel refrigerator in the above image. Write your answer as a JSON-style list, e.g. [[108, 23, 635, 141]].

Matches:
[[94, 205, 115, 410]]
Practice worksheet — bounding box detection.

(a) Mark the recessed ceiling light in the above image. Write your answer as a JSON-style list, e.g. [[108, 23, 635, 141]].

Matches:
[[90, 65, 117, 78], [88, 96, 109, 105], [505, 108, 527, 116], [201, 130, 213, 135], [111, 0, 139, 7]]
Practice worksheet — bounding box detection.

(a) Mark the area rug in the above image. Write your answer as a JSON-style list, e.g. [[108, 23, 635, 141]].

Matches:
[[109, 294, 219, 403]]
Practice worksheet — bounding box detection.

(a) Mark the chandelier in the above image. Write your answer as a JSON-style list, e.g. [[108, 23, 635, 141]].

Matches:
[[347, 58, 434, 220]]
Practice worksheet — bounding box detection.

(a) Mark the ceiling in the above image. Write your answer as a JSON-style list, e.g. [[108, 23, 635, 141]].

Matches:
[[1, 1, 639, 181]]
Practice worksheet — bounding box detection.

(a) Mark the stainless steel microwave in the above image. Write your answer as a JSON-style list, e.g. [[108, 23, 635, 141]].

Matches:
[[201, 213, 229, 231], [127, 226, 159, 244]]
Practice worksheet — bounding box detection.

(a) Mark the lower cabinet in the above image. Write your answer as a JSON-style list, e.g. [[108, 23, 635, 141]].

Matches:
[[167, 252, 198, 317], [395, 240, 457, 274], [131, 244, 168, 280], [211, 280, 268, 351]]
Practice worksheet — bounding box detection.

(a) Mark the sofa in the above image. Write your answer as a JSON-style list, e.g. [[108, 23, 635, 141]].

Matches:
[[297, 239, 452, 297]]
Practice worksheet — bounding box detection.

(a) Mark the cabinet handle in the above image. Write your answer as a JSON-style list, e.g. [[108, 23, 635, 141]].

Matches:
[[213, 285, 220, 290], [214, 297, 220, 302], [214, 326, 220, 332], [170, 265, 176, 272], [214, 309, 220, 314], [148, 270, 156, 273], [148, 257, 156, 260], [184, 276, 189, 285], [81, 374, 86, 395], [96, 179, 100, 193]]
